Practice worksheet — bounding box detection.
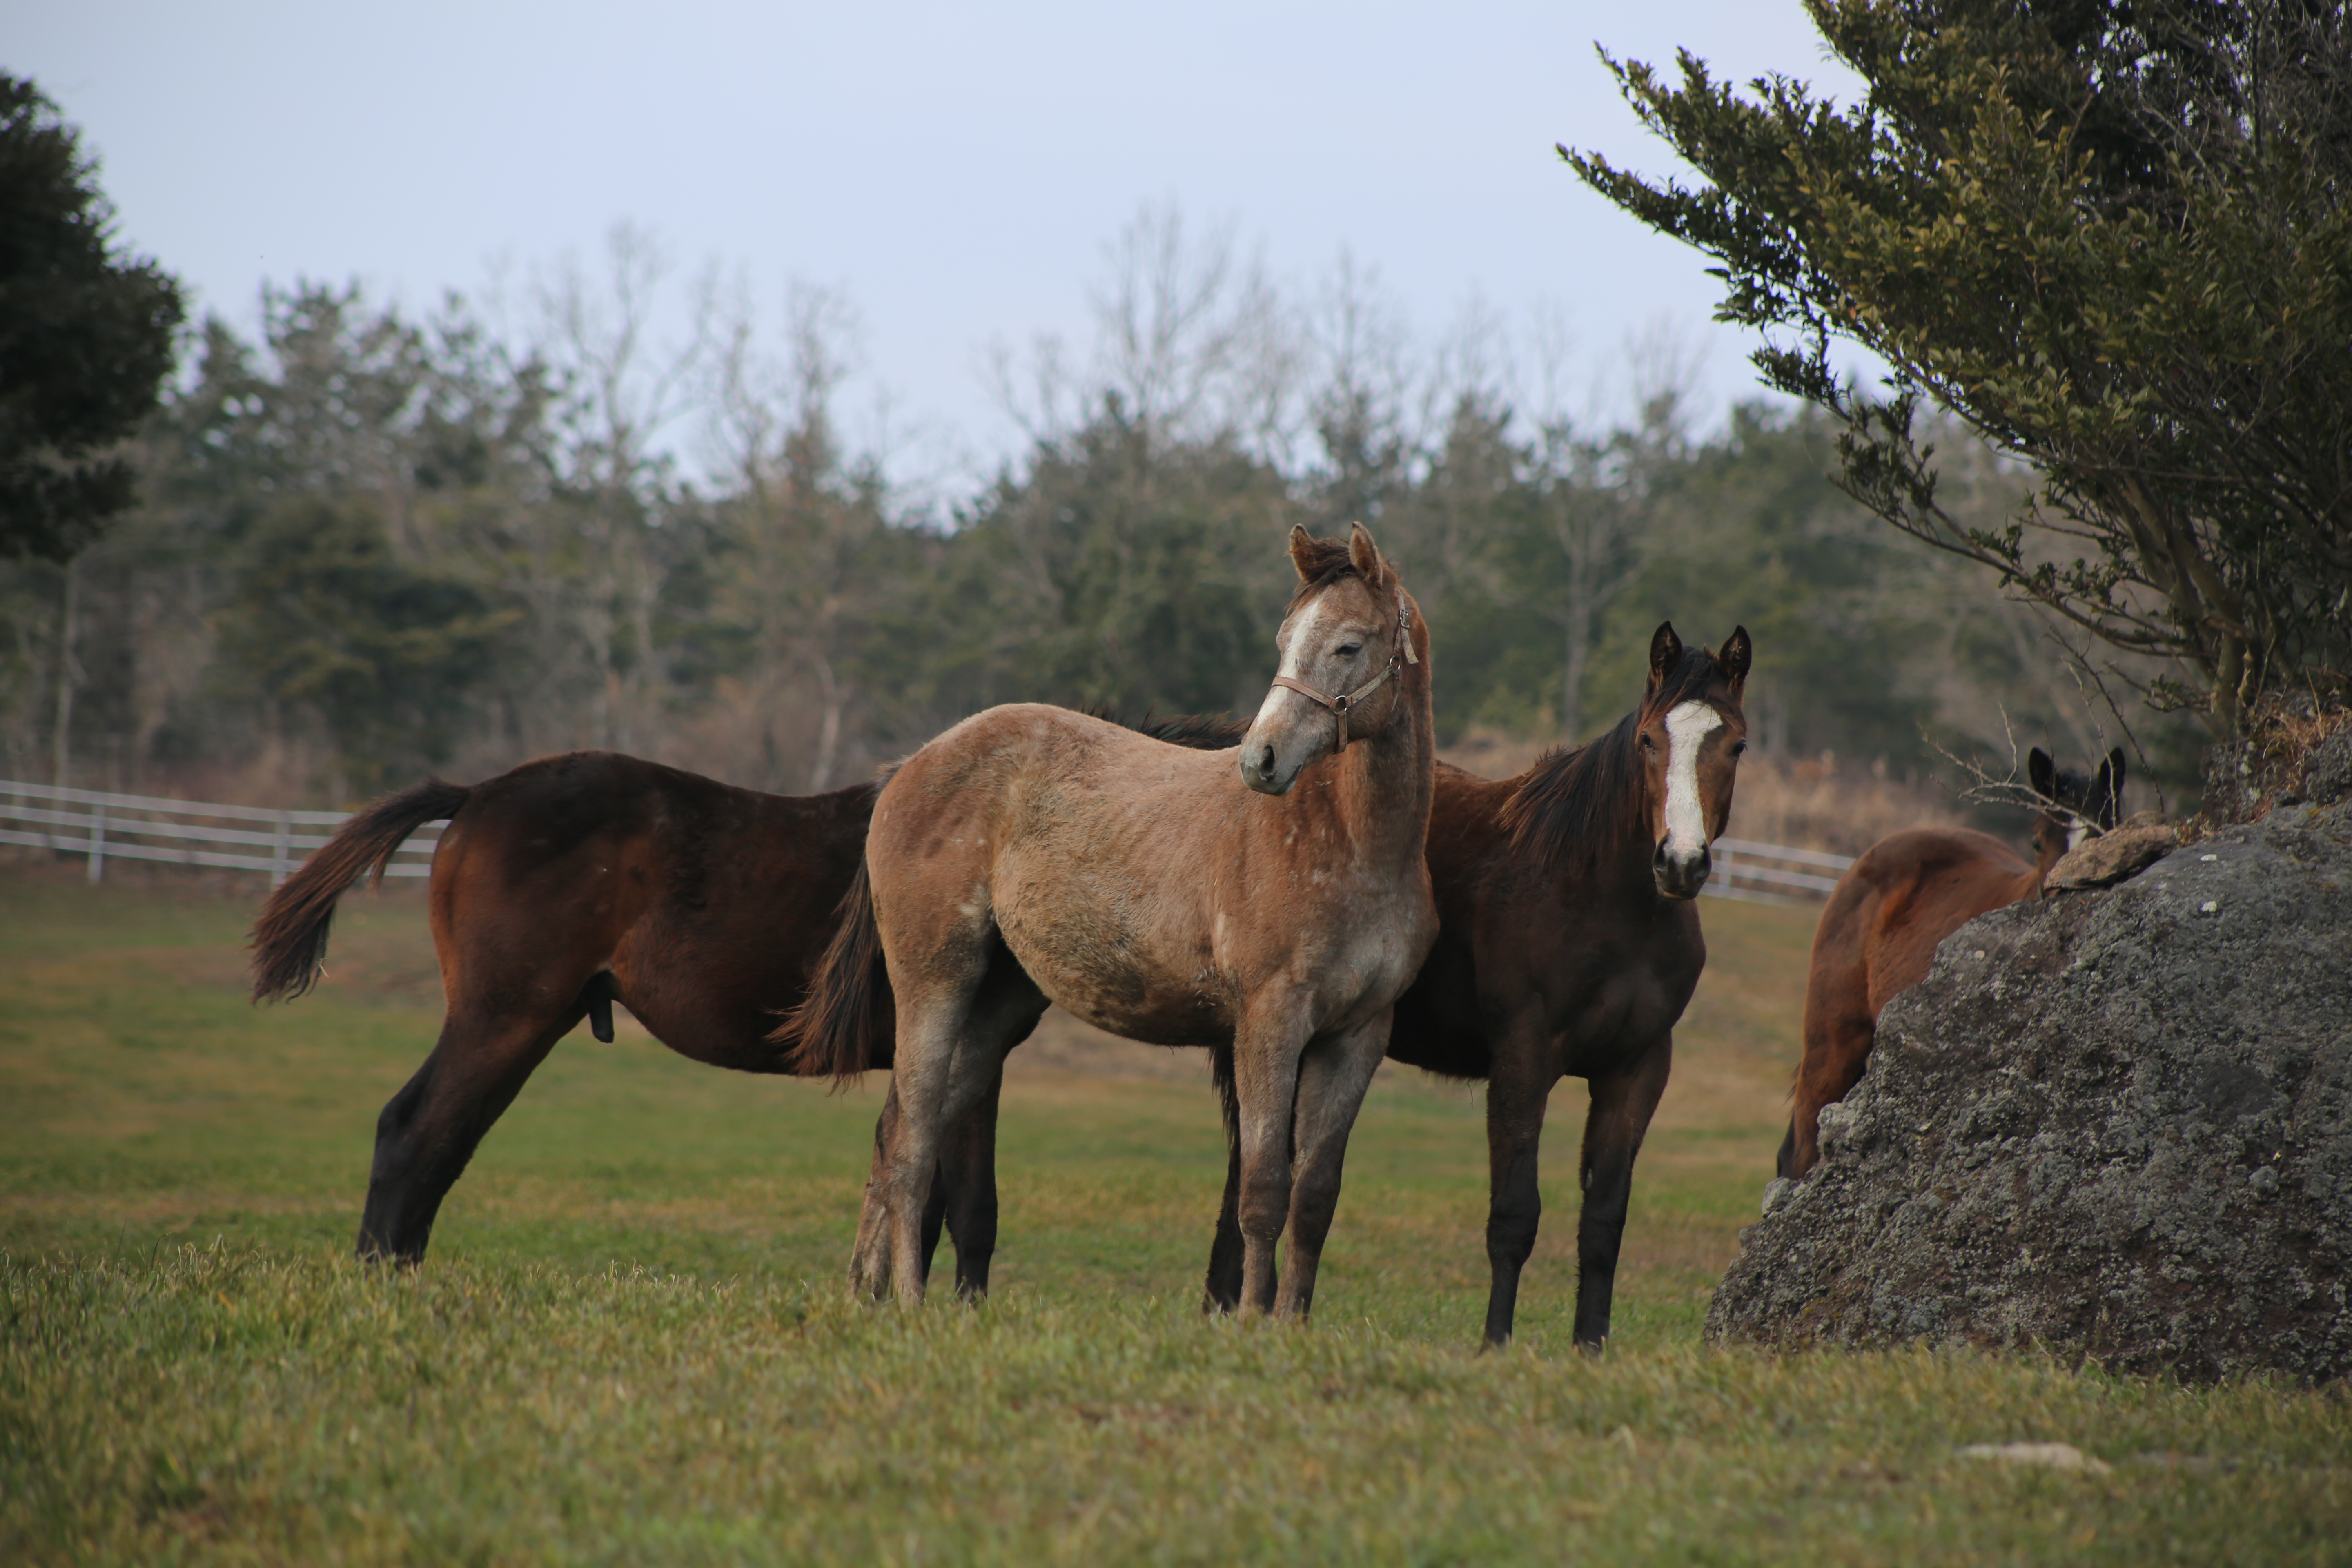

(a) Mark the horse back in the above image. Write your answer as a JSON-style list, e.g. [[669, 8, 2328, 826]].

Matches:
[[1831, 826, 2035, 1013], [432, 751, 877, 1072]]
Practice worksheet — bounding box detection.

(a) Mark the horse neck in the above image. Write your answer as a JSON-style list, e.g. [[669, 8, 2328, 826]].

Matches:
[[1332, 656, 1436, 872]]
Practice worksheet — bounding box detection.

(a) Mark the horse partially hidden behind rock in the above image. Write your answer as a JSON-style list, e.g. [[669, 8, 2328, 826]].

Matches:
[[792, 523, 1436, 1319], [1780, 747, 2125, 1180]]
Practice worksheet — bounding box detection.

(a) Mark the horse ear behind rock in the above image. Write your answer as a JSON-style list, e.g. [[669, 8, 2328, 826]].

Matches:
[[1648, 622, 1683, 686], [1718, 626, 1753, 691], [2029, 747, 2057, 802], [1347, 521, 1389, 590]]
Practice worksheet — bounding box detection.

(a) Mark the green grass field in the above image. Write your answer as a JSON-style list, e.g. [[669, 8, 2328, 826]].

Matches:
[[4, 861, 2348, 1565]]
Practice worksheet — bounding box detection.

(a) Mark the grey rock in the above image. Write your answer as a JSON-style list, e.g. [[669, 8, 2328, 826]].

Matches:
[[2302, 729, 2352, 807], [1706, 801, 2352, 1383], [2046, 821, 2179, 891]]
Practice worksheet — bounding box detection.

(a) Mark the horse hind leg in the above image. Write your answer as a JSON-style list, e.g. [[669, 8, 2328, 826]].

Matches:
[[357, 1008, 572, 1263]]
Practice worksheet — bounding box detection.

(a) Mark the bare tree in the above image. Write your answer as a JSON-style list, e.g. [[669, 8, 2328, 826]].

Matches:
[[530, 222, 710, 752]]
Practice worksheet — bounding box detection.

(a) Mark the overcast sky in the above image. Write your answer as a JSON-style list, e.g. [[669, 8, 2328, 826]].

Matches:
[[12, 1, 1861, 484]]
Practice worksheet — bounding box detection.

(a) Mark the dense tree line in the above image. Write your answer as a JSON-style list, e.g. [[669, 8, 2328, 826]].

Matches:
[[0, 215, 2172, 808]]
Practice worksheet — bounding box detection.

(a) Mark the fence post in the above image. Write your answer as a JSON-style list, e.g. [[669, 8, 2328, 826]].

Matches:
[[87, 800, 106, 884], [1716, 841, 1733, 895], [273, 810, 292, 887]]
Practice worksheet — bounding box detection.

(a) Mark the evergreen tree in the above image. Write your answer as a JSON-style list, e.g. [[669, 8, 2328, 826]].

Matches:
[[0, 75, 183, 560], [1566, 0, 2352, 735]]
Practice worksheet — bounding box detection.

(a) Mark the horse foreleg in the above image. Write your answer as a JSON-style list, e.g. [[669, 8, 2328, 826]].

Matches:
[[1571, 1036, 1673, 1353], [1229, 1009, 1312, 1319], [357, 1013, 567, 1263], [1480, 1027, 1561, 1348], [1272, 1013, 1390, 1321]]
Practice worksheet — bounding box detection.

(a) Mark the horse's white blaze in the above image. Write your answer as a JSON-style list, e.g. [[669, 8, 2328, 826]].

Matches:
[[1662, 699, 1723, 860]]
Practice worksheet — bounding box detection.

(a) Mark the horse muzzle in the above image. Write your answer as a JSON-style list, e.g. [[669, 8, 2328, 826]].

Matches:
[[1653, 839, 1711, 900], [1239, 738, 1301, 796]]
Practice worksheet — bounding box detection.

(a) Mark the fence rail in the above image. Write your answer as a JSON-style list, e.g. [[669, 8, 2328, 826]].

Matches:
[[0, 779, 442, 885], [1, 779, 1856, 902], [1709, 836, 1854, 904]]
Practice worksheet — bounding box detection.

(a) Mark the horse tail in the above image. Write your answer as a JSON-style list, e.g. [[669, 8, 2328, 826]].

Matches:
[[775, 856, 891, 1082], [248, 778, 470, 1003]]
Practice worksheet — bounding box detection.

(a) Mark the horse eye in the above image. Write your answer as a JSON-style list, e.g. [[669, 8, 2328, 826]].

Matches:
[[1639, 733, 1656, 751], [1731, 741, 1747, 757], [1336, 642, 1362, 659]]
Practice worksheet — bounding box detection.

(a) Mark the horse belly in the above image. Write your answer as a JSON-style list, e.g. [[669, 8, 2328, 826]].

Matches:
[[992, 873, 1229, 1048]]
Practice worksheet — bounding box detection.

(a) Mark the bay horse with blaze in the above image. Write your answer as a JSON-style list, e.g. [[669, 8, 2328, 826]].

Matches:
[[807, 523, 1436, 1318]]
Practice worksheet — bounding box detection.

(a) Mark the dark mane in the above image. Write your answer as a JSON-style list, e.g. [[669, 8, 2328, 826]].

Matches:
[[1083, 704, 1248, 750], [1136, 710, 1250, 749], [1286, 535, 1362, 609], [1499, 645, 1728, 873]]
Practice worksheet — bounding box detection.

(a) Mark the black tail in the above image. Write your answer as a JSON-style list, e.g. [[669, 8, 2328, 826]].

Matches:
[[774, 856, 891, 1082], [248, 779, 470, 1003]]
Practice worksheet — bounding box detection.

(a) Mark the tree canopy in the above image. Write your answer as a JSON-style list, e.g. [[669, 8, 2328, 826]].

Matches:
[[0, 74, 184, 561], [1565, 0, 2352, 736]]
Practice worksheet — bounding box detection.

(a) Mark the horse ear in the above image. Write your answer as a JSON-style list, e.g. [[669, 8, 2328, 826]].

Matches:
[[1648, 622, 1683, 688], [1287, 524, 1318, 581], [1717, 625, 1752, 692], [1347, 521, 1390, 589], [2028, 746, 2056, 802]]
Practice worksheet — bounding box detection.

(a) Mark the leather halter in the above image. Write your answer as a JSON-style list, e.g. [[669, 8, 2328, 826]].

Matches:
[[1268, 595, 1419, 751]]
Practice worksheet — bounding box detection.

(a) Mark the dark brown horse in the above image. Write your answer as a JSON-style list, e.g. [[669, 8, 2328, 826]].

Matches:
[[250, 752, 890, 1263], [1778, 746, 2125, 1180], [797, 523, 1438, 1318], [843, 622, 1752, 1350]]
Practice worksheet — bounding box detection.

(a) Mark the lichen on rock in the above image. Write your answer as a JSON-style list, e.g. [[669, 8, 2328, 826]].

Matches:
[[1706, 799, 2352, 1383]]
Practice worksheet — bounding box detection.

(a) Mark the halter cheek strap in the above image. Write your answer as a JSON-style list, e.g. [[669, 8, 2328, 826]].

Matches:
[[1268, 598, 1418, 751]]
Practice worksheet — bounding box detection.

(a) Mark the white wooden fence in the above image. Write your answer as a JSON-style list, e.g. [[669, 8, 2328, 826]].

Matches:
[[1710, 836, 1855, 904], [2, 776, 1853, 902], [0, 779, 442, 886]]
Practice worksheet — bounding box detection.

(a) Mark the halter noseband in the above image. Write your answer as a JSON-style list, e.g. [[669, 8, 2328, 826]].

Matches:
[[1267, 595, 1419, 750]]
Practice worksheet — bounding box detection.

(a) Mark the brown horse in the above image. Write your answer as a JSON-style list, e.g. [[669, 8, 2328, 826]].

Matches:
[[799, 523, 1437, 1317], [249, 752, 891, 1263], [847, 622, 1751, 1349], [1779, 746, 2125, 1180]]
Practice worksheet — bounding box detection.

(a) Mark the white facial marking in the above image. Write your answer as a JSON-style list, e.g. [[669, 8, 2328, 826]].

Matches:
[[2067, 821, 2089, 853], [1662, 700, 1724, 859]]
